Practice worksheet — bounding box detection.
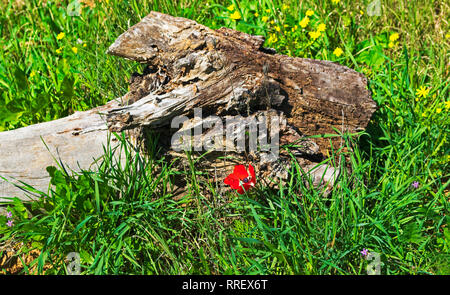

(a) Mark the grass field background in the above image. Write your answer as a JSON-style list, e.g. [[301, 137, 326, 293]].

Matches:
[[0, 0, 448, 274]]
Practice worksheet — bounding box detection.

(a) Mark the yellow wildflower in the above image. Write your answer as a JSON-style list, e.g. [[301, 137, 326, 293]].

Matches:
[[270, 20, 275, 24], [266, 9, 271, 13], [56, 47, 63, 54], [445, 101, 450, 109], [388, 42, 395, 48], [317, 23, 326, 32], [415, 86, 430, 98], [360, 10, 364, 15], [299, 17, 310, 28], [436, 108, 442, 114], [267, 34, 278, 43], [446, 33, 450, 38], [254, 12, 259, 17], [309, 31, 321, 40], [332, 0, 341, 4], [72, 47, 78, 54], [83, 43, 87, 47], [389, 33, 399, 42], [282, 4, 289, 10], [306, 10, 314, 16], [29, 70, 36, 78], [262, 16, 269, 22], [229, 10, 241, 20], [227, 4, 235, 11], [333, 47, 344, 57], [56, 32, 65, 40], [275, 26, 281, 32]]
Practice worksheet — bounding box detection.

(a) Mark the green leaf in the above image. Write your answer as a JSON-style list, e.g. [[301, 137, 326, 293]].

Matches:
[[13, 66, 28, 91], [399, 222, 425, 245], [60, 76, 75, 99], [73, 216, 94, 234]]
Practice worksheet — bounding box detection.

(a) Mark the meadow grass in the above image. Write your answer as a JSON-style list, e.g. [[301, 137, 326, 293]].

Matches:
[[0, 0, 449, 274]]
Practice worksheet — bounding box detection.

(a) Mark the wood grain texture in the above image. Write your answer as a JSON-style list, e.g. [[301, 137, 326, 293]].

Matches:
[[106, 12, 377, 153], [0, 101, 121, 202], [0, 12, 377, 201]]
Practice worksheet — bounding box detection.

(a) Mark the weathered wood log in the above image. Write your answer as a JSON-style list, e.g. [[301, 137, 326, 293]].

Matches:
[[0, 101, 122, 202], [0, 12, 376, 202], [106, 12, 376, 149]]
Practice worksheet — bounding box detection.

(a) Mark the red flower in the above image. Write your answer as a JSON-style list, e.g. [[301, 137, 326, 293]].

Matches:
[[224, 164, 256, 194]]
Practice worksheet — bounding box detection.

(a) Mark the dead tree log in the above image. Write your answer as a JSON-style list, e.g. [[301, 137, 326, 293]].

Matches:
[[0, 101, 122, 202], [0, 12, 377, 202]]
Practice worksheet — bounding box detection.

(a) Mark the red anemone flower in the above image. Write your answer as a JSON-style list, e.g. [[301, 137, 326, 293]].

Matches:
[[224, 164, 256, 194]]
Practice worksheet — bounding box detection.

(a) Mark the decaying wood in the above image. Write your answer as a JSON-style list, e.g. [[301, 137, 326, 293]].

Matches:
[[0, 11, 376, 202], [106, 12, 376, 149], [0, 101, 122, 202]]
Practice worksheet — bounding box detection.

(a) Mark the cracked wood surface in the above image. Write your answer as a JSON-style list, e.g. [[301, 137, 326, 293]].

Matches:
[[106, 12, 376, 153], [0, 12, 376, 202], [0, 101, 120, 202]]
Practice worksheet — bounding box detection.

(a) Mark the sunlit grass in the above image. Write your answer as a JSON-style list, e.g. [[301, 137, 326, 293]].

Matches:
[[0, 0, 448, 274]]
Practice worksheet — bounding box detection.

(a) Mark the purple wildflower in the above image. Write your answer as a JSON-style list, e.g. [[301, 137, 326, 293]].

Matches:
[[6, 211, 12, 219], [411, 181, 419, 189], [6, 220, 13, 227], [360, 248, 369, 257]]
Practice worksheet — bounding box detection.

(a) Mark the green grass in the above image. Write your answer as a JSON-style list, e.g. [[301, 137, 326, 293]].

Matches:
[[0, 0, 449, 274]]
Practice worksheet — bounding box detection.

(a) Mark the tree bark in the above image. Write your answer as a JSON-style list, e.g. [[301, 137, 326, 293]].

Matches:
[[0, 101, 122, 202], [0, 12, 376, 202]]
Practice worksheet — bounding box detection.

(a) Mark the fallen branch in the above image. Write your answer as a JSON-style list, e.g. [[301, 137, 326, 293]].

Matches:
[[0, 12, 377, 201]]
